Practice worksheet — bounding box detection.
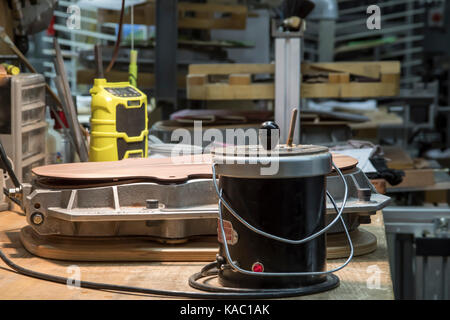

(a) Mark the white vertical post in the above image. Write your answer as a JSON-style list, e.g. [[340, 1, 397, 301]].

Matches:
[[318, 20, 335, 62], [275, 37, 302, 144]]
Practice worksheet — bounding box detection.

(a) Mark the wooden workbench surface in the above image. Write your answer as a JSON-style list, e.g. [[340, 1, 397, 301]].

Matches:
[[0, 210, 394, 300]]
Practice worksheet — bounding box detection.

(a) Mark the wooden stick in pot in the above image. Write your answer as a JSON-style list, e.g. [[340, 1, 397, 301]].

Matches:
[[286, 108, 298, 147]]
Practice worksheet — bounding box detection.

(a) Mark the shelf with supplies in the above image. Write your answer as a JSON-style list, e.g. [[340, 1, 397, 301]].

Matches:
[[0, 73, 47, 183]]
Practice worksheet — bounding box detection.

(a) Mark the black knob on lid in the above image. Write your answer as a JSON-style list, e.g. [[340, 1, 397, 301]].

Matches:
[[259, 121, 280, 150]]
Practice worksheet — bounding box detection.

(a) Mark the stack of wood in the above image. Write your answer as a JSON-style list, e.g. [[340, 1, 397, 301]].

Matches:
[[187, 64, 274, 100], [383, 146, 436, 190], [302, 61, 401, 98], [186, 61, 401, 100]]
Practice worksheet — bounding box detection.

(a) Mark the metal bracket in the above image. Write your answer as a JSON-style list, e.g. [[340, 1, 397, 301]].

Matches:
[[433, 217, 450, 237]]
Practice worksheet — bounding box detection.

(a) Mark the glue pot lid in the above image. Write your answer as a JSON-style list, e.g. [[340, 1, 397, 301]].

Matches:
[[211, 144, 332, 178]]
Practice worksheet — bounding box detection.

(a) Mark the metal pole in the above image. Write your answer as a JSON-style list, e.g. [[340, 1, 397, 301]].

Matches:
[[318, 20, 335, 62], [155, 0, 178, 120], [275, 37, 302, 144]]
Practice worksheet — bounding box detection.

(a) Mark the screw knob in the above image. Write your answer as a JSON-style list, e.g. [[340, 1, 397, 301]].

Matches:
[[259, 121, 280, 150]]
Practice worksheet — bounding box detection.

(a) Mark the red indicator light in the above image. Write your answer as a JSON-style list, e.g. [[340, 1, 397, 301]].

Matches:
[[252, 262, 264, 272], [432, 13, 442, 22]]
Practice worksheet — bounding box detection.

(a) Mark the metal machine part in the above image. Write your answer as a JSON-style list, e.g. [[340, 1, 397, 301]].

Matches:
[[383, 206, 450, 300], [155, 0, 178, 119], [308, 0, 338, 20], [272, 19, 302, 144], [25, 179, 218, 238], [211, 144, 331, 178], [308, 0, 338, 61], [25, 166, 390, 239]]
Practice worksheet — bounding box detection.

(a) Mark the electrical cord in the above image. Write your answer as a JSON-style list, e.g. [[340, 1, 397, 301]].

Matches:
[[105, 0, 125, 73], [0, 244, 334, 299]]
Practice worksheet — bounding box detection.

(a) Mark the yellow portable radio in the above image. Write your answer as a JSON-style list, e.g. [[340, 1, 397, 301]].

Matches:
[[89, 78, 148, 161]]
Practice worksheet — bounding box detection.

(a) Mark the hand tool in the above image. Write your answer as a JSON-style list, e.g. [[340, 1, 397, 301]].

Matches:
[[1, 63, 20, 75], [53, 38, 89, 162]]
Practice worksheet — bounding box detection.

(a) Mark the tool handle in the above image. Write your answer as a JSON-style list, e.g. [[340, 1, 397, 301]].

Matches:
[[286, 108, 298, 147]]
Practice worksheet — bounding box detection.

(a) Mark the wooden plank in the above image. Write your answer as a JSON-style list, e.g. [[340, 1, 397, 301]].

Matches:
[[32, 155, 213, 183], [377, 61, 401, 74], [327, 229, 377, 259], [187, 74, 207, 86], [328, 73, 341, 83], [381, 73, 400, 83], [383, 146, 414, 169], [189, 63, 275, 75], [187, 83, 275, 100], [190, 62, 400, 77], [188, 81, 399, 99], [301, 82, 399, 98], [302, 61, 401, 78], [425, 190, 448, 204], [228, 74, 251, 85], [77, 69, 186, 88], [330, 153, 358, 171], [307, 63, 381, 79], [21, 225, 376, 261], [207, 0, 240, 4], [328, 73, 350, 83], [387, 169, 435, 189], [188, 81, 400, 99], [32, 153, 356, 184], [340, 81, 399, 97], [20, 226, 219, 262]]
